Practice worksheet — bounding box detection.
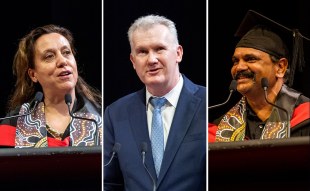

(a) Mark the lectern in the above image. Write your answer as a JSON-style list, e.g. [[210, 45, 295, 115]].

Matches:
[[209, 137, 310, 191], [0, 146, 102, 190]]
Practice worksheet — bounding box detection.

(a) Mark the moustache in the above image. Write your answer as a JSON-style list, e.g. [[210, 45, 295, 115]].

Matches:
[[234, 71, 255, 80]]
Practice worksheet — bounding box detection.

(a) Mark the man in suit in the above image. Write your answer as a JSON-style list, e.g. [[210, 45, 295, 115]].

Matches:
[[104, 14, 206, 190]]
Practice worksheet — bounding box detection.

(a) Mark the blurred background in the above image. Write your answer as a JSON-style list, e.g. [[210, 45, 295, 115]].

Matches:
[[0, 0, 102, 117]]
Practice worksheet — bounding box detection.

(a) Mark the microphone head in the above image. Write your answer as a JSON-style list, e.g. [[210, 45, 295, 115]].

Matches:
[[141, 142, 148, 153], [229, 80, 237, 92], [112, 143, 121, 153], [261, 78, 269, 89], [64, 94, 72, 105], [34, 92, 43, 102]]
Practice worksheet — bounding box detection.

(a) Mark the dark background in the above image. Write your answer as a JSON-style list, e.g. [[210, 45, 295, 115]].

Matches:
[[0, 0, 102, 117], [103, 0, 207, 109], [209, 0, 310, 121], [6, 1, 309, 126]]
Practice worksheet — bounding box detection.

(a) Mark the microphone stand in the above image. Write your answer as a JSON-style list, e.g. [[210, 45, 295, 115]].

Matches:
[[209, 80, 237, 109], [65, 94, 99, 145], [261, 78, 290, 138], [0, 92, 43, 121], [141, 142, 157, 191], [104, 143, 121, 167]]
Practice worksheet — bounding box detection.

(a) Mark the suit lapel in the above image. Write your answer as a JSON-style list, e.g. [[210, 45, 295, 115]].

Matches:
[[128, 90, 157, 177], [157, 77, 201, 185]]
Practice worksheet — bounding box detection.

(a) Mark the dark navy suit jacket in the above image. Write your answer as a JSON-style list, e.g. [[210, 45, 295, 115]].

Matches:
[[104, 75, 206, 191]]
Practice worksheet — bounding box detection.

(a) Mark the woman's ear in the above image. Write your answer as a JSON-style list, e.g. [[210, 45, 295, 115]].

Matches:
[[28, 68, 38, 83]]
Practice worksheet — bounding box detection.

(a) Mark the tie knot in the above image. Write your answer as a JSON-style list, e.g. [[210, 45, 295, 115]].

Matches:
[[150, 97, 167, 109]]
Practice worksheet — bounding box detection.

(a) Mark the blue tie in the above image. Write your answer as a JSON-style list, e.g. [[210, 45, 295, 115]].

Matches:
[[150, 97, 167, 177]]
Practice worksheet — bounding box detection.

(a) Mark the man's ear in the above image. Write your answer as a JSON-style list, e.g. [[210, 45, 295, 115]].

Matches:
[[275, 58, 288, 78], [130, 53, 136, 70]]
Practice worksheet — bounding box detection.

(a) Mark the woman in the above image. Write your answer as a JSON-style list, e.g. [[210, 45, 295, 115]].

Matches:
[[0, 24, 102, 147]]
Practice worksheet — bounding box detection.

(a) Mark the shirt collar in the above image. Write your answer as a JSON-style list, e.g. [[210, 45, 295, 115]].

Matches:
[[146, 74, 184, 109]]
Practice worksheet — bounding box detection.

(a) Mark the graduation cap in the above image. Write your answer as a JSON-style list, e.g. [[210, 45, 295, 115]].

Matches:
[[235, 10, 310, 87]]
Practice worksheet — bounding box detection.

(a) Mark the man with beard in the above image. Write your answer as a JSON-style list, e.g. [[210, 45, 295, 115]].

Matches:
[[209, 10, 310, 142]]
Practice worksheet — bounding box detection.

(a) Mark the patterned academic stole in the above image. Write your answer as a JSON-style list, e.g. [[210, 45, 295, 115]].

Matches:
[[15, 102, 102, 147], [215, 97, 247, 142]]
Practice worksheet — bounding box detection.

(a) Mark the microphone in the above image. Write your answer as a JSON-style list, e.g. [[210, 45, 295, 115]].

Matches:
[[104, 143, 124, 188], [104, 142, 121, 167], [64, 94, 100, 146], [261, 78, 290, 138], [0, 91, 43, 121], [141, 142, 156, 191], [208, 80, 237, 109]]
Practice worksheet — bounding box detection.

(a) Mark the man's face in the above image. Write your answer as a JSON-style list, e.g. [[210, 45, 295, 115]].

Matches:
[[129, 24, 183, 96], [231, 47, 279, 96]]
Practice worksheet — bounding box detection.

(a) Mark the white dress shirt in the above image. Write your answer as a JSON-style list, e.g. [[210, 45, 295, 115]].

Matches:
[[146, 75, 184, 149]]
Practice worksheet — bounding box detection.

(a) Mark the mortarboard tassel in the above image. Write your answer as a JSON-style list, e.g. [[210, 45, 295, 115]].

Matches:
[[289, 29, 305, 87]]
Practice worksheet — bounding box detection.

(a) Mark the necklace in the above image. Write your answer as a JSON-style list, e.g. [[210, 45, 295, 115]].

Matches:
[[46, 123, 64, 140]]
